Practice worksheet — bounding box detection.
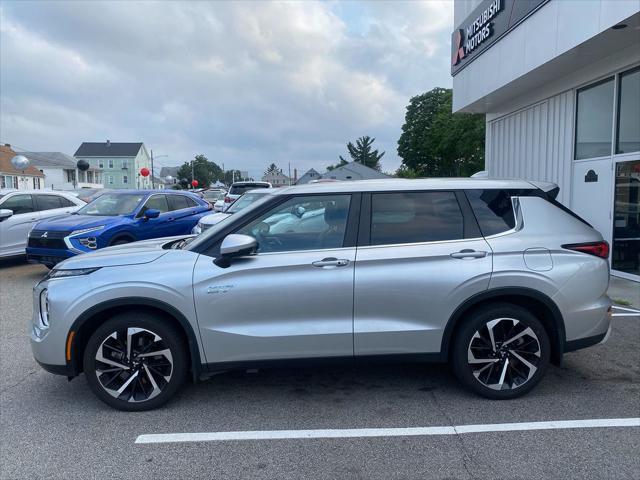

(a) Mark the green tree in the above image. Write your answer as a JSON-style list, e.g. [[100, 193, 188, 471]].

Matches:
[[264, 163, 282, 176], [223, 169, 245, 184], [176, 154, 223, 188], [339, 136, 385, 171], [397, 88, 485, 177]]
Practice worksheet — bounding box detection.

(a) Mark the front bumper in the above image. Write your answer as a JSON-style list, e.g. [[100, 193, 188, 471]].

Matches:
[[26, 247, 76, 267]]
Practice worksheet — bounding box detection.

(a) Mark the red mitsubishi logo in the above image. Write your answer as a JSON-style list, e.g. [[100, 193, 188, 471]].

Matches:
[[452, 29, 466, 66]]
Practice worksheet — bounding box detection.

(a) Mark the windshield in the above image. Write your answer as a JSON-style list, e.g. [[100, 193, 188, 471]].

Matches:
[[77, 193, 145, 216], [186, 193, 273, 251], [227, 192, 268, 213]]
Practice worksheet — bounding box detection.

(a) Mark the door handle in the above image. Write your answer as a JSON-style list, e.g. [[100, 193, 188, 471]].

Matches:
[[312, 257, 350, 268], [450, 249, 487, 259]]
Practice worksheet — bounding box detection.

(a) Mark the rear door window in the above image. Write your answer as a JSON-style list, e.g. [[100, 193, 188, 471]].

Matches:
[[370, 192, 464, 245], [167, 195, 190, 211], [35, 194, 63, 211]]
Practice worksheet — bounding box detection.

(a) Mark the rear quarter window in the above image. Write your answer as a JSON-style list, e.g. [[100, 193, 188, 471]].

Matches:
[[466, 188, 592, 237], [465, 190, 516, 236]]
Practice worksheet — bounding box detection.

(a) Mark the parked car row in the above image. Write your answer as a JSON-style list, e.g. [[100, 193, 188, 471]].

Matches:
[[29, 178, 613, 411], [0, 182, 271, 264]]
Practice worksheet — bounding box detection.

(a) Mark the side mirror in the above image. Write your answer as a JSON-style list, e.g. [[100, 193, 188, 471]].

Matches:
[[0, 209, 13, 222], [215, 234, 257, 267], [144, 208, 161, 219]]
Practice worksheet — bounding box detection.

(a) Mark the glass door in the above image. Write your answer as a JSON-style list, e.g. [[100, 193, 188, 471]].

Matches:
[[612, 160, 640, 278]]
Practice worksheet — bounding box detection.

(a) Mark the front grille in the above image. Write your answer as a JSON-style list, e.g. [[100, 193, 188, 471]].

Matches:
[[28, 230, 71, 249]]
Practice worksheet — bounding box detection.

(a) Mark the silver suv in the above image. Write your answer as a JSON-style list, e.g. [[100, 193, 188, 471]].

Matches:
[[31, 179, 612, 410]]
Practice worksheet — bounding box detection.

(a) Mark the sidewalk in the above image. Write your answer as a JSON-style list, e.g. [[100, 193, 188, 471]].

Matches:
[[608, 275, 640, 310]]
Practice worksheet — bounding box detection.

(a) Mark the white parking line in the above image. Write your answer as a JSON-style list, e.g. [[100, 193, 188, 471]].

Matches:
[[135, 417, 640, 444], [611, 305, 640, 317]]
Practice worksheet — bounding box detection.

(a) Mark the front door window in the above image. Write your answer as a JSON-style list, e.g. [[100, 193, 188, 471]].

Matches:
[[236, 195, 351, 253]]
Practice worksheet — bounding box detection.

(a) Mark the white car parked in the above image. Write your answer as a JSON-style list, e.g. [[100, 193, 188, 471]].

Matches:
[[192, 189, 272, 234], [0, 189, 84, 258]]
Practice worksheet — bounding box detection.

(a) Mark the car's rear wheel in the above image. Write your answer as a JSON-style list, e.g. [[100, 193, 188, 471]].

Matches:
[[83, 313, 187, 411], [451, 303, 550, 399]]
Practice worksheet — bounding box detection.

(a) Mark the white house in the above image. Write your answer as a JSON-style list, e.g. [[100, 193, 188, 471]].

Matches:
[[21, 151, 102, 190], [0, 144, 45, 190]]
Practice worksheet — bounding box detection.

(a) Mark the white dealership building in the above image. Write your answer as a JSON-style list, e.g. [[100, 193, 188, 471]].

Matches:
[[452, 0, 640, 281]]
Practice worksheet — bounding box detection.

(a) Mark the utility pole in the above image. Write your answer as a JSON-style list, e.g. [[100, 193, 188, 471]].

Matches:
[[151, 149, 155, 189]]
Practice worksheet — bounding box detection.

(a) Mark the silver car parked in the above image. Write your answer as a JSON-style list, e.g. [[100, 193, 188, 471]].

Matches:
[[31, 179, 612, 410]]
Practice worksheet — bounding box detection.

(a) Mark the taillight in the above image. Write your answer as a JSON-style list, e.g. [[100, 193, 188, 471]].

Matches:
[[224, 196, 232, 203], [562, 241, 609, 259]]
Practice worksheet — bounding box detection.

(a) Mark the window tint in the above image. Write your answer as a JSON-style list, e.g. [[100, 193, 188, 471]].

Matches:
[[229, 183, 270, 195], [575, 78, 614, 159], [167, 195, 190, 211], [1, 194, 34, 214], [60, 197, 76, 207], [185, 196, 198, 207], [236, 195, 350, 253], [141, 195, 169, 214], [465, 190, 515, 236], [35, 195, 63, 211], [370, 192, 463, 245], [616, 67, 640, 154]]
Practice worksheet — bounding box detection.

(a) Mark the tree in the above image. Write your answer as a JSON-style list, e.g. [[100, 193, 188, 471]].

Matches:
[[325, 158, 348, 171], [264, 163, 282, 176], [176, 154, 223, 188], [397, 87, 485, 177], [339, 136, 385, 171]]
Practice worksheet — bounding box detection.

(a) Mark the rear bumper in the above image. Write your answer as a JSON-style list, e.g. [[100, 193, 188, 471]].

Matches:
[[26, 247, 76, 267], [564, 330, 608, 353]]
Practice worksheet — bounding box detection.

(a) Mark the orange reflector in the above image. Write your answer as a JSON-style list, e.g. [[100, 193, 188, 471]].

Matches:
[[66, 331, 76, 361]]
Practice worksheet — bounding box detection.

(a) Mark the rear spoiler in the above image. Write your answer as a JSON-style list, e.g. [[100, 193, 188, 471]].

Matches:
[[527, 180, 560, 200]]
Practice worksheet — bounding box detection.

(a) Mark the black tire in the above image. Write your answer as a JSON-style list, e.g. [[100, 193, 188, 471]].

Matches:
[[110, 238, 132, 246], [83, 313, 188, 411], [451, 303, 550, 400]]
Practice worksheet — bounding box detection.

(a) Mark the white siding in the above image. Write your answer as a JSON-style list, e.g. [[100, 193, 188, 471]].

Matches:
[[486, 91, 574, 205]]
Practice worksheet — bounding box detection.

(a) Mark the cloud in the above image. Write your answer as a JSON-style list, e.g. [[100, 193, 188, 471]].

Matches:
[[0, 0, 453, 177]]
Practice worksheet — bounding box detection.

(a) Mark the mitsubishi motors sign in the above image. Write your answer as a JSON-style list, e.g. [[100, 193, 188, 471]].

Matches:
[[451, 0, 549, 75]]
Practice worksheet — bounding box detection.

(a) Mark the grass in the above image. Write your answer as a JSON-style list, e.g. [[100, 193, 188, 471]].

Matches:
[[612, 298, 633, 306]]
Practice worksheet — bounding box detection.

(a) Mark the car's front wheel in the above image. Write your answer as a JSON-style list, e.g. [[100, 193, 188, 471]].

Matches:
[[83, 313, 187, 411], [451, 303, 550, 399]]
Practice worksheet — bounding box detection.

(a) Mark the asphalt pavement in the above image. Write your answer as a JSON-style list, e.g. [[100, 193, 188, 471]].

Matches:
[[1, 257, 639, 479]]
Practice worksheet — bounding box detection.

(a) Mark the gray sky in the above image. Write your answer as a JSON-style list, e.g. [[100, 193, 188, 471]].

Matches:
[[0, 0, 453, 179]]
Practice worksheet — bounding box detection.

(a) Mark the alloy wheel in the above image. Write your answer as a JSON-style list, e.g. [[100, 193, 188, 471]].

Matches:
[[94, 327, 173, 402], [467, 318, 541, 391]]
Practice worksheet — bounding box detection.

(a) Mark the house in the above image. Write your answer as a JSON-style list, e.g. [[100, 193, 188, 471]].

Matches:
[[21, 151, 103, 190], [159, 166, 180, 187], [0, 144, 45, 190], [295, 168, 321, 185], [74, 141, 151, 189], [262, 171, 291, 187], [320, 162, 389, 181]]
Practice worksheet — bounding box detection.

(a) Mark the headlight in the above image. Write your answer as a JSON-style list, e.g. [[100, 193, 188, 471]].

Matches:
[[70, 225, 105, 236], [39, 288, 49, 327], [49, 267, 101, 279]]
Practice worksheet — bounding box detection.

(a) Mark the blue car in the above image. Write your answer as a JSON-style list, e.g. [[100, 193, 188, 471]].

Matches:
[[26, 190, 211, 267]]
